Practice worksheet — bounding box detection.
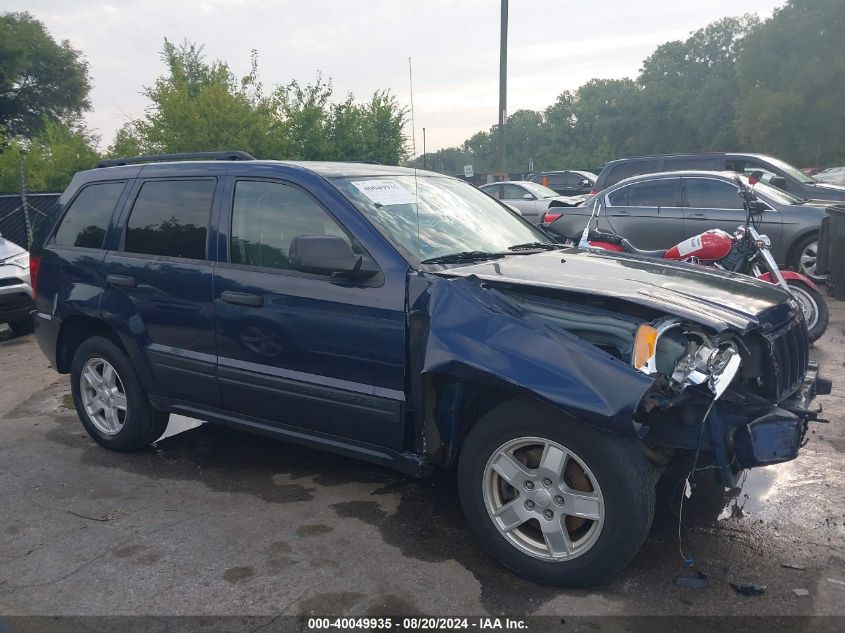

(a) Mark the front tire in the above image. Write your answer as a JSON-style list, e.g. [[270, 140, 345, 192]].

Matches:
[[70, 336, 168, 452], [787, 280, 828, 343], [457, 398, 654, 587], [790, 234, 825, 283]]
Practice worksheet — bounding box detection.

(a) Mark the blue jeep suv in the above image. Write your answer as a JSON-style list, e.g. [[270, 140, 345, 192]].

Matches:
[[30, 152, 828, 587]]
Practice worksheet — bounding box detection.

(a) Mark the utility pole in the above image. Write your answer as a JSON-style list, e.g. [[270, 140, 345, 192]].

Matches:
[[423, 127, 427, 170], [498, 0, 508, 180]]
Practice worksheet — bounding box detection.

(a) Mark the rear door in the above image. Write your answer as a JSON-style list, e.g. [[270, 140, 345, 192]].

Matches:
[[602, 177, 684, 249], [500, 183, 542, 223], [681, 176, 782, 243], [101, 178, 220, 407], [212, 177, 407, 449]]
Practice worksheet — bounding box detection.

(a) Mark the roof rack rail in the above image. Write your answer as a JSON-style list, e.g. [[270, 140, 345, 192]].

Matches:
[[96, 151, 256, 168]]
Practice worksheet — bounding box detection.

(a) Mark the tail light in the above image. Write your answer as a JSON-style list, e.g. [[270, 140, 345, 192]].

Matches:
[[29, 254, 40, 299], [543, 211, 563, 224], [589, 189, 598, 195]]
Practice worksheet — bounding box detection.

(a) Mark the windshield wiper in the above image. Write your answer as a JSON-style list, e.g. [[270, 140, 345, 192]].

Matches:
[[507, 242, 560, 251], [420, 251, 506, 265]]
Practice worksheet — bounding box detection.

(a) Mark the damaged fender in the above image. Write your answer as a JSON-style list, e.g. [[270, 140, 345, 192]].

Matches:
[[407, 274, 655, 465]]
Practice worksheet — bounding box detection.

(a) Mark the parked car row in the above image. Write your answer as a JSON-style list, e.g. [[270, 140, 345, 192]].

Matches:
[[542, 170, 831, 281], [491, 152, 844, 284], [22, 151, 829, 589]]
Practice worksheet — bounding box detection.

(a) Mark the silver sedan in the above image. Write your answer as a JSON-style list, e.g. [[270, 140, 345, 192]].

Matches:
[[480, 181, 586, 225]]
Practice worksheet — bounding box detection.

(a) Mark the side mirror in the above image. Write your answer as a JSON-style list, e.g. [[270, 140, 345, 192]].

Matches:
[[749, 199, 768, 212], [580, 179, 590, 186], [769, 176, 788, 190], [522, 193, 535, 200], [289, 235, 377, 279]]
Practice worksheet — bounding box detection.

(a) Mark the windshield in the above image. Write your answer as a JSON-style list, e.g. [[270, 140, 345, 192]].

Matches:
[[763, 155, 816, 184], [521, 182, 559, 198], [334, 176, 552, 264]]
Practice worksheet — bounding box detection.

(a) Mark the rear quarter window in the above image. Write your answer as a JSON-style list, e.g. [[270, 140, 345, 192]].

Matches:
[[53, 181, 125, 249]]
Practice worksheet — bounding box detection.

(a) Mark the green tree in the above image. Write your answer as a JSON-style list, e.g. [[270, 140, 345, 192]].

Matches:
[[0, 12, 91, 141], [0, 119, 99, 192], [361, 90, 407, 165], [736, 0, 845, 165], [118, 40, 282, 158]]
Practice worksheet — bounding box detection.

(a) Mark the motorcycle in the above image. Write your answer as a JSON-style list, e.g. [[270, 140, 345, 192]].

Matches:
[[577, 176, 829, 342]]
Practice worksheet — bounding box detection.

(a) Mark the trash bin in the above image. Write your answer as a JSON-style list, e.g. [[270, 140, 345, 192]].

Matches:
[[825, 206, 845, 300]]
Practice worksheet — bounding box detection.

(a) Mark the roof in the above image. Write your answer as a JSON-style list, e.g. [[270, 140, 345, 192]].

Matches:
[[89, 158, 444, 179], [604, 152, 771, 165], [607, 170, 744, 188]]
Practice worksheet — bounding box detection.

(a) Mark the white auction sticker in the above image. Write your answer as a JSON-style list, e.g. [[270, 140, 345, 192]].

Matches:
[[350, 179, 417, 206], [676, 235, 702, 257]]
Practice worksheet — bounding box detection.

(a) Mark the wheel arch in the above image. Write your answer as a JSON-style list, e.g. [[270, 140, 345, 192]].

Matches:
[[56, 315, 155, 393], [423, 372, 613, 470]]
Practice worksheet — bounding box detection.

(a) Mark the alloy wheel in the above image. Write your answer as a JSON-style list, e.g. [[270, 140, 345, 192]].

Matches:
[[799, 240, 826, 283], [482, 437, 604, 561], [79, 357, 128, 435]]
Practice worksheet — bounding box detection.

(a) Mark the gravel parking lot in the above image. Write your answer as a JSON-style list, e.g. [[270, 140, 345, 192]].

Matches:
[[1, 304, 844, 618]]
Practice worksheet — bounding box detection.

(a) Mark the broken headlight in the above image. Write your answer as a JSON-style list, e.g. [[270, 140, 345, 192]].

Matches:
[[633, 320, 741, 401], [670, 342, 741, 400]]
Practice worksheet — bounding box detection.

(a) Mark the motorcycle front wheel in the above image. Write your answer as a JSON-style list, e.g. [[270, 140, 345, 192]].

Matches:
[[787, 279, 828, 343]]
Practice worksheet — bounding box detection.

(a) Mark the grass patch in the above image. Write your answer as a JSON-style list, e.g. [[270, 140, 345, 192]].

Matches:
[[61, 393, 75, 410]]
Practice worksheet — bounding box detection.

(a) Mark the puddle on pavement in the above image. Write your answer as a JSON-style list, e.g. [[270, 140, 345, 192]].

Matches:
[[158, 414, 204, 440], [717, 464, 782, 520], [652, 460, 792, 531]]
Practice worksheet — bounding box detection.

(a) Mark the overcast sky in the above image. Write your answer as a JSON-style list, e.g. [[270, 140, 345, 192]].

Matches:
[[9, 0, 785, 153]]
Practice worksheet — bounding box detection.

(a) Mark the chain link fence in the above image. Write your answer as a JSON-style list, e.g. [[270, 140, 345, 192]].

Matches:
[[0, 193, 61, 249]]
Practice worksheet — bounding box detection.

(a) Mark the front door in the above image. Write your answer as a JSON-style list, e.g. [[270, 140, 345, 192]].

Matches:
[[681, 177, 782, 255], [213, 178, 407, 449]]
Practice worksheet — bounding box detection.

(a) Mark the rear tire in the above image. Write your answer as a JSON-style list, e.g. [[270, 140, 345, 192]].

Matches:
[[786, 280, 828, 343], [70, 336, 168, 451], [457, 398, 654, 587]]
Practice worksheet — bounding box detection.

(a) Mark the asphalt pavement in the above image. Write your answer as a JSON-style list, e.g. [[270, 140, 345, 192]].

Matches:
[[0, 304, 843, 618]]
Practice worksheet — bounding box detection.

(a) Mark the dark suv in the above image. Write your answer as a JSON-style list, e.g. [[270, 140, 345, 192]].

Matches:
[[594, 152, 845, 202], [30, 152, 828, 587], [528, 170, 597, 196]]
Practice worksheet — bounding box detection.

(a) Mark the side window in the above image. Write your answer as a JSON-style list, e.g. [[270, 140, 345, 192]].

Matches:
[[53, 182, 125, 249], [124, 179, 215, 260], [606, 160, 657, 186], [663, 157, 719, 171], [546, 174, 566, 186], [482, 185, 502, 199], [230, 180, 352, 272], [607, 186, 629, 206], [684, 179, 741, 209], [562, 173, 581, 186], [627, 179, 678, 207], [501, 184, 527, 199]]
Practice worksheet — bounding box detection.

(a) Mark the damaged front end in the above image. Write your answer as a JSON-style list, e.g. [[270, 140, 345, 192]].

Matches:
[[412, 274, 829, 487]]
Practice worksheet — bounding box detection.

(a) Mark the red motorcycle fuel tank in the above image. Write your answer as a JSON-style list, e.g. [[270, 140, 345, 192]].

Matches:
[[664, 229, 733, 262]]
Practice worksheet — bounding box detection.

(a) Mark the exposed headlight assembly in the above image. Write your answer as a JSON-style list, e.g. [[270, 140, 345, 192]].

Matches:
[[671, 342, 741, 400], [633, 320, 741, 401]]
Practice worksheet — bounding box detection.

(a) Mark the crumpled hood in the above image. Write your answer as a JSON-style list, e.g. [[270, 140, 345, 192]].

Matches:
[[438, 248, 796, 332]]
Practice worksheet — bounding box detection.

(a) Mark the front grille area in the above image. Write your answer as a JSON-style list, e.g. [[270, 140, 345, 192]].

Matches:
[[764, 317, 809, 402]]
